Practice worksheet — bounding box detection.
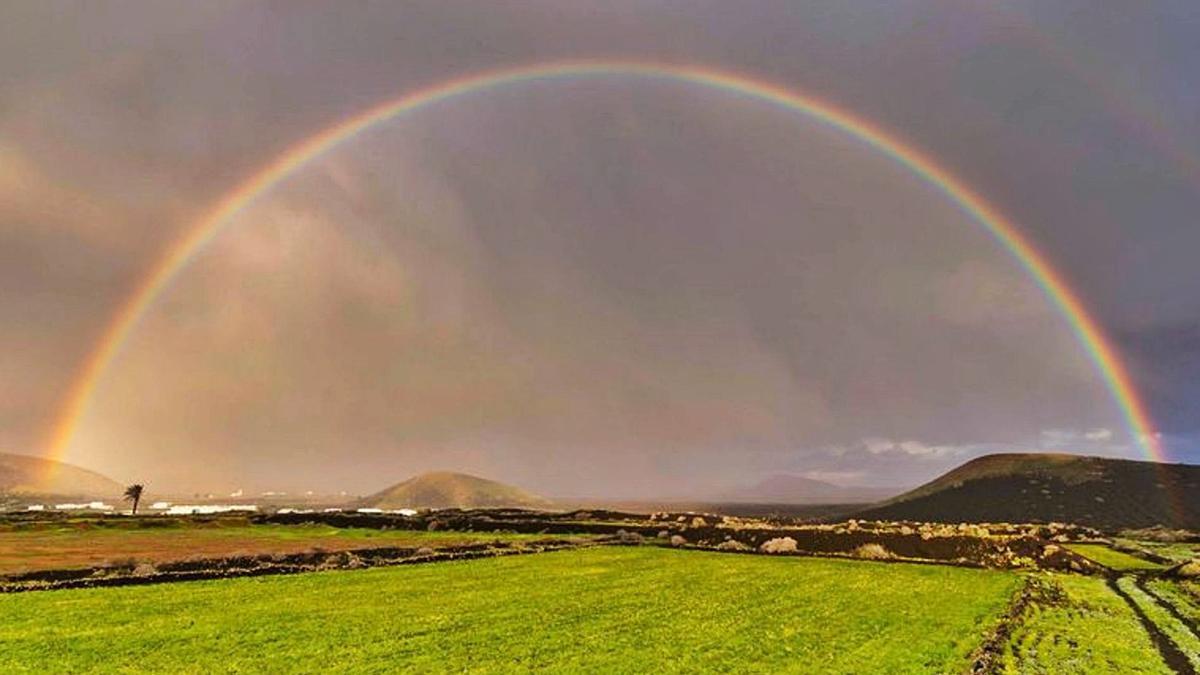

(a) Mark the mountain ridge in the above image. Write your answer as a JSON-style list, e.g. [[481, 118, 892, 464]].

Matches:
[[362, 471, 553, 510], [853, 452, 1200, 530], [0, 452, 124, 499], [721, 473, 900, 505]]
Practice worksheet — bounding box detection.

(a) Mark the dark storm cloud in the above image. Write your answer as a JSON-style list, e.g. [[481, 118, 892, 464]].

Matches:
[[2, 1, 1197, 495]]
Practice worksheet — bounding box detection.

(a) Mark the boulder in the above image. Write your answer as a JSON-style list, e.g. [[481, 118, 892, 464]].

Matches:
[[614, 529, 645, 545], [760, 537, 798, 554], [715, 540, 751, 552]]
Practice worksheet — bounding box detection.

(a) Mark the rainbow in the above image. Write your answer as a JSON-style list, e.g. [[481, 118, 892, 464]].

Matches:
[[44, 60, 1164, 472]]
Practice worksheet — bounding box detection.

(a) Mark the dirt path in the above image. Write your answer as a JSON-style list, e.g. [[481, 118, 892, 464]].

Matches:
[[1108, 575, 1198, 675]]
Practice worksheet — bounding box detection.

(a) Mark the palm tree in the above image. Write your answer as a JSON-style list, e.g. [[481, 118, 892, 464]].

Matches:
[[123, 484, 145, 515]]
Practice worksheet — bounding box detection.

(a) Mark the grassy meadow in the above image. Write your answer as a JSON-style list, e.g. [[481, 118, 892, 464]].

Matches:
[[1064, 543, 1164, 572], [0, 546, 1020, 673], [1147, 578, 1200, 626], [1120, 540, 1200, 565], [1000, 574, 1175, 674]]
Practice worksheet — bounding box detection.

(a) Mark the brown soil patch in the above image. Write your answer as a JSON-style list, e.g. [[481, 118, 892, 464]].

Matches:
[[0, 523, 539, 575]]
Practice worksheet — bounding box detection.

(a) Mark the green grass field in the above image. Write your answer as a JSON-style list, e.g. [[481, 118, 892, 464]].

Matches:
[[1121, 540, 1200, 564], [0, 521, 547, 574], [1001, 574, 1173, 674], [1118, 577, 1200, 671], [0, 547, 1020, 673], [1148, 578, 1200, 617], [1064, 544, 1164, 571]]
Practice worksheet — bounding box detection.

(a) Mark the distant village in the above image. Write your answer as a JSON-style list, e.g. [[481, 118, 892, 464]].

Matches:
[[22, 501, 418, 516]]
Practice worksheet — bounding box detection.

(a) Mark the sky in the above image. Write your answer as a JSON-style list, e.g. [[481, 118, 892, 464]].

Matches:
[[1, 1, 1198, 498]]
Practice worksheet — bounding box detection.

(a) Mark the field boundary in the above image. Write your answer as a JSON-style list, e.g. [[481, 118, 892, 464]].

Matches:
[[966, 575, 1040, 674], [0, 538, 589, 593]]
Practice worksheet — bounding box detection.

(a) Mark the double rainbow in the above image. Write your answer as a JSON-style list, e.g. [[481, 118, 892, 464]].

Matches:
[[45, 60, 1164, 469]]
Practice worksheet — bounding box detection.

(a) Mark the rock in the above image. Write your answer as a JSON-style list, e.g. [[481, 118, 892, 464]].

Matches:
[[132, 563, 158, 577], [691, 516, 708, 528], [656, 530, 671, 540], [614, 529, 644, 545], [760, 537, 798, 554], [715, 540, 751, 552], [669, 535, 688, 547]]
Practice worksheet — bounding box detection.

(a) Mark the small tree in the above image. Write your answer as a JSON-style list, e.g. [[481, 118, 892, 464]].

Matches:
[[123, 484, 145, 515]]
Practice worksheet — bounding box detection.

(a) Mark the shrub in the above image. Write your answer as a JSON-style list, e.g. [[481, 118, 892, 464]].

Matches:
[[759, 537, 798, 554], [852, 543, 893, 560]]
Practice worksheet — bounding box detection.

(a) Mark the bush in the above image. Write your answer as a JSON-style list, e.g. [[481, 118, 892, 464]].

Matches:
[[852, 543, 893, 560], [759, 537, 798, 554]]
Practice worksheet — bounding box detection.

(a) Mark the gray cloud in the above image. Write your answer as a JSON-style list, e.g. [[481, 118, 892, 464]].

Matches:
[[2, 1, 1196, 496]]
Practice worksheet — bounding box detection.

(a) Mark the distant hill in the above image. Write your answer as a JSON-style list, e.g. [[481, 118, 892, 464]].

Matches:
[[853, 453, 1200, 531], [721, 474, 900, 505], [363, 471, 553, 510], [0, 452, 123, 499]]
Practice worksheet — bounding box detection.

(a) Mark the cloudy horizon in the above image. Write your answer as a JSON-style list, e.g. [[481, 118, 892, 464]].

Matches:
[[2, 2, 1198, 498]]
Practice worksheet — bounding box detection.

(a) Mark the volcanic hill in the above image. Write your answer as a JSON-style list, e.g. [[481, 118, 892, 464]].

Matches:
[[722, 474, 899, 505], [363, 471, 553, 510], [0, 452, 123, 500], [853, 453, 1200, 531]]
